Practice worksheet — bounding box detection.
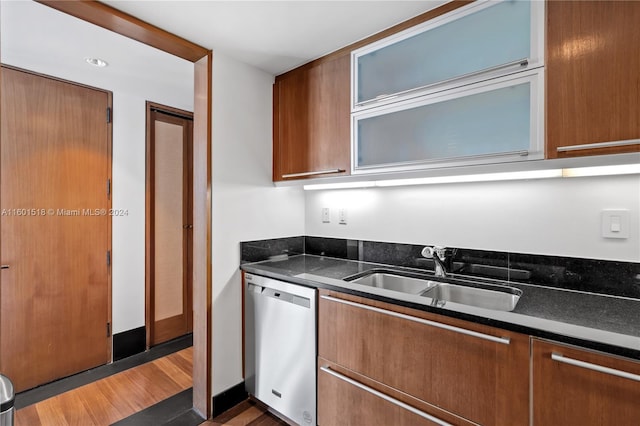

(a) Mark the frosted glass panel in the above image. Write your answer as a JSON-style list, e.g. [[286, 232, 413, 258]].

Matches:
[[357, 83, 530, 168], [357, 1, 531, 103]]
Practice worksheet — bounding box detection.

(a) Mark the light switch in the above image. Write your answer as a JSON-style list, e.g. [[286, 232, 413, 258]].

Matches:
[[601, 210, 629, 239], [321, 208, 330, 223], [610, 216, 621, 233], [339, 208, 347, 225]]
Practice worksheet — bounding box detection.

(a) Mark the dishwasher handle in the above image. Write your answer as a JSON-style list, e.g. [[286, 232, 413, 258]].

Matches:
[[249, 283, 311, 308]]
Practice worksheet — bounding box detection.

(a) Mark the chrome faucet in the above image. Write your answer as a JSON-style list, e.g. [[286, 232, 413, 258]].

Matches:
[[421, 246, 449, 278]]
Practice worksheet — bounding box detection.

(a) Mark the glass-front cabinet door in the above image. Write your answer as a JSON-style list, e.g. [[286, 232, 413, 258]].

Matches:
[[352, 70, 544, 173], [353, 0, 544, 110], [350, 0, 544, 174]]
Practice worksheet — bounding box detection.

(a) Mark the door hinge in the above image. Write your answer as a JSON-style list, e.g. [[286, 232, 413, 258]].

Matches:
[[107, 322, 111, 337], [107, 178, 111, 199], [107, 250, 111, 268], [107, 107, 112, 123]]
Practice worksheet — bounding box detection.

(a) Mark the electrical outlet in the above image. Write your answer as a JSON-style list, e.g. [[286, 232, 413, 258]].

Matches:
[[322, 207, 330, 223], [339, 208, 347, 225]]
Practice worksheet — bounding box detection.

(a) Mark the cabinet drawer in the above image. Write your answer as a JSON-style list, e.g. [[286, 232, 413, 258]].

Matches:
[[532, 339, 640, 425], [318, 290, 529, 426], [318, 358, 472, 426]]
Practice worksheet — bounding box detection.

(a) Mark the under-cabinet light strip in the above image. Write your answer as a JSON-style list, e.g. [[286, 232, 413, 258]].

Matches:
[[302, 164, 640, 190]]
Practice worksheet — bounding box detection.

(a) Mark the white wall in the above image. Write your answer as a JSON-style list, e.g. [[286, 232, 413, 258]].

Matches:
[[211, 52, 305, 394], [305, 174, 640, 262], [1, 1, 194, 334]]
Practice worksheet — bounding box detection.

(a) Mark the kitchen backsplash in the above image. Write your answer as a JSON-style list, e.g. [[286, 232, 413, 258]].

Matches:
[[241, 236, 640, 299]]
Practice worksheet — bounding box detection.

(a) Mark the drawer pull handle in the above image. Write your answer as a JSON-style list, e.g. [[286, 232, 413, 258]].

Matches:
[[320, 366, 452, 426], [356, 58, 529, 107], [320, 295, 510, 345], [551, 353, 640, 382], [281, 169, 345, 178], [556, 139, 640, 152]]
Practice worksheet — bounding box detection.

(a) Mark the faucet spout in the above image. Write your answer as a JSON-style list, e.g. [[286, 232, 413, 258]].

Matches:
[[421, 246, 449, 278]]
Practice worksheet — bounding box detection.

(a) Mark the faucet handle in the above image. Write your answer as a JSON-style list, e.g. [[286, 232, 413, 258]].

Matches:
[[421, 246, 448, 260], [421, 246, 435, 258]]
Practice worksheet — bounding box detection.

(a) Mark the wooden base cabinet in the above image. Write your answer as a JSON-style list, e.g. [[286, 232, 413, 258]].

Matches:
[[532, 339, 640, 425], [318, 290, 530, 426]]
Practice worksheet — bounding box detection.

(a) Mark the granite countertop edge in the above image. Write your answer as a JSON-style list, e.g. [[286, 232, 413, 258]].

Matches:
[[241, 254, 640, 361]]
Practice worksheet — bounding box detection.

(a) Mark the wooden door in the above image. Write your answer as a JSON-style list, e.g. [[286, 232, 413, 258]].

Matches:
[[147, 106, 193, 346], [0, 67, 111, 392], [532, 339, 640, 425]]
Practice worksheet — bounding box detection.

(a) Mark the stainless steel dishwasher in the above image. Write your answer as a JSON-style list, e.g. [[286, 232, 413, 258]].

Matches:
[[244, 273, 317, 425]]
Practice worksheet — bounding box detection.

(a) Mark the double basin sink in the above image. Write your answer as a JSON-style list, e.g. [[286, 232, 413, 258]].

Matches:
[[343, 269, 522, 312]]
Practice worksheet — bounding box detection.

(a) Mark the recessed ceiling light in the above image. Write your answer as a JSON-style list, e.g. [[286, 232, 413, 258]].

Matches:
[[85, 57, 108, 67]]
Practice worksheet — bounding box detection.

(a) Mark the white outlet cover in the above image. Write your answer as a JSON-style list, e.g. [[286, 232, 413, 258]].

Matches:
[[601, 209, 629, 239]]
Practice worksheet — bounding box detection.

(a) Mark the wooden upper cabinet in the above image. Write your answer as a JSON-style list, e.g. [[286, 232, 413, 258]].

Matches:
[[272, 55, 351, 181], [546, 1, 640, 158], [318, 290, 530, 426], [532, 339, 640, 425]]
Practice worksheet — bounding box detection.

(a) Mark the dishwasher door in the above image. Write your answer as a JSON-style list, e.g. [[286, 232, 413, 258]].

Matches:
[[245, 274, 317, 425]]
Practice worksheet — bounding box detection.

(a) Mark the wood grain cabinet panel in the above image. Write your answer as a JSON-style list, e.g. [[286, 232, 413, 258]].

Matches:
[[318, 290, 529, 426], [273, 55, 351, 181], [546, 1, 640, 158], [318, 358, 474, 426], [532, 339, 640, 425]]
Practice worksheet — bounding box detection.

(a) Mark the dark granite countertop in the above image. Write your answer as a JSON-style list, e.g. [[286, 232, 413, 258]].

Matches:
[[241, 254, 640, 360]]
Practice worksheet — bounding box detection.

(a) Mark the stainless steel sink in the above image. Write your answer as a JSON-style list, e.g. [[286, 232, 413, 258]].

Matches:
[[422, 282, 522, 312], [344, 268, 523, 312], [344, 270, 437, 295]]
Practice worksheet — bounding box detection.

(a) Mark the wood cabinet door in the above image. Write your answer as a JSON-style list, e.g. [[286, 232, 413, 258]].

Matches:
[[319, 290, 529, 426], [532, 339, 640, 425], [273, 55, 351, 181], [318, 358, 474, 426], [546, 1, 640, 158]]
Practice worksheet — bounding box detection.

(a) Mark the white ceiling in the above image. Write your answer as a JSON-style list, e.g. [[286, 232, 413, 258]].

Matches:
[[99, 0, 448, 75], [1, 0, 194, 109]]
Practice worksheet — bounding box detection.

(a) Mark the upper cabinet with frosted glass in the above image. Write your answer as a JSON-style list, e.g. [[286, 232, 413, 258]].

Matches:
[[351, 0, 545, 174], [353, 0, 544, 111]]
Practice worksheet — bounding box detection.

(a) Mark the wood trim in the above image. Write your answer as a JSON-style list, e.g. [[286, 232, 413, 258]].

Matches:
[[106, 90, 113, 364], [145, 103, 154, 350], [275, 0, 473, 82], [271, 81, 281, 181], [35, 0, 208, 62], [192, 51, 213, 418], [34, 2, 213, 418], [147, 101, 194, 120]]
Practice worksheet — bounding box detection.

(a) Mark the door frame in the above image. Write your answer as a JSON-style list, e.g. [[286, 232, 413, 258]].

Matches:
[[145, 101, 194, 348], [33, 0, 213, 418]]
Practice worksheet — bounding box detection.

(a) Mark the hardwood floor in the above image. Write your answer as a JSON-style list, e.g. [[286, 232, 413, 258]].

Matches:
[[204, 400, 289, 426], [15, 347, 193, 425]]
